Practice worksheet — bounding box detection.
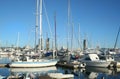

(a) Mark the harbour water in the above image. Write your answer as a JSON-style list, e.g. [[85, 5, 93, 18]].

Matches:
[[1, 66, 120, 79], [1, 57, 120, 79]]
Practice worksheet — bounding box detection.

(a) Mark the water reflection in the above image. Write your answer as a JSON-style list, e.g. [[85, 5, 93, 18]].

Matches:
[[84, 67, 120, 79], [9, 66, 57, 79], [0, 68, 10, 79], [56, 67, 120, 79], [56, 67, 85, 79], [1, 66, 120, 79]]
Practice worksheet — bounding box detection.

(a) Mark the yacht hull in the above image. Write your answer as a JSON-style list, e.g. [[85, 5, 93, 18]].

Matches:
[[83, 60, 111, 67], [9, 59, 58, 68]]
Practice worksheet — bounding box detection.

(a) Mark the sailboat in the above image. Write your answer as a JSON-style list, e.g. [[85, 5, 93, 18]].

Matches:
[[9, 56, 58, 68], [9, 0, 58, 68]]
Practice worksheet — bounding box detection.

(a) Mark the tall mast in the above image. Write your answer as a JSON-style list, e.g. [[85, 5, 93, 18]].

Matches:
[[67, 0, 70, 50], [35, 0, 39, 53], [40, 0, 43, 51], [71, 23, 74, 53], [78, 23, 81, 50], [54, 12, 57, 57], [114, 26, 120, 49]]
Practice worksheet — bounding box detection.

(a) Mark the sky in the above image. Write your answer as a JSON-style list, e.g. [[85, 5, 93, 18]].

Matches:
[[0, 0, 120, 49]]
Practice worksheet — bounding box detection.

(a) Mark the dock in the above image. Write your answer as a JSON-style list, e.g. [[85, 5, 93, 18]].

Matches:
[[56, 62, 79, 69], [108, 61, 120, 69], [56, 61, 85, 69], [39, 75, 52, 79], [0, 64, 8, 67], [116, 62, 120, 68]]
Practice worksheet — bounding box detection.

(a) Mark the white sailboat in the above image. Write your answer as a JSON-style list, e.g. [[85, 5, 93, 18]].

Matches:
[[9, 0, 58, 68], [9, 56, 58, 68]]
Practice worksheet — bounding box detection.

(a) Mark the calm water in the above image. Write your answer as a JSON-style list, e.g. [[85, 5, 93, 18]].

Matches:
[[1, 57, 120, 79]]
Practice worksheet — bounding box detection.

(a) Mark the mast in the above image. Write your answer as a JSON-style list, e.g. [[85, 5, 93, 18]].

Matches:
[[46, 32, 49, 51], [54, 12, 57, 57], [78, 23, 81, 50], [17, 32, 19, 53], [40, 0, 43, 51], [67, 0, 70, 50], [35, 0, 39, 53], [114, 26, 120, 49], [71, 23, 74, 53]]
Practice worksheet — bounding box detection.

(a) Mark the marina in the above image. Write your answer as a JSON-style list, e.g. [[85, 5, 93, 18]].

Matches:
[[0, 0, 120, 79], [1, 52, 120, 79]]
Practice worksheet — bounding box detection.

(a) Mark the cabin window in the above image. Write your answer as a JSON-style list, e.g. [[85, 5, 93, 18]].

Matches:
[[96, 57, 98, 59], [85, 57, 91, 60]]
